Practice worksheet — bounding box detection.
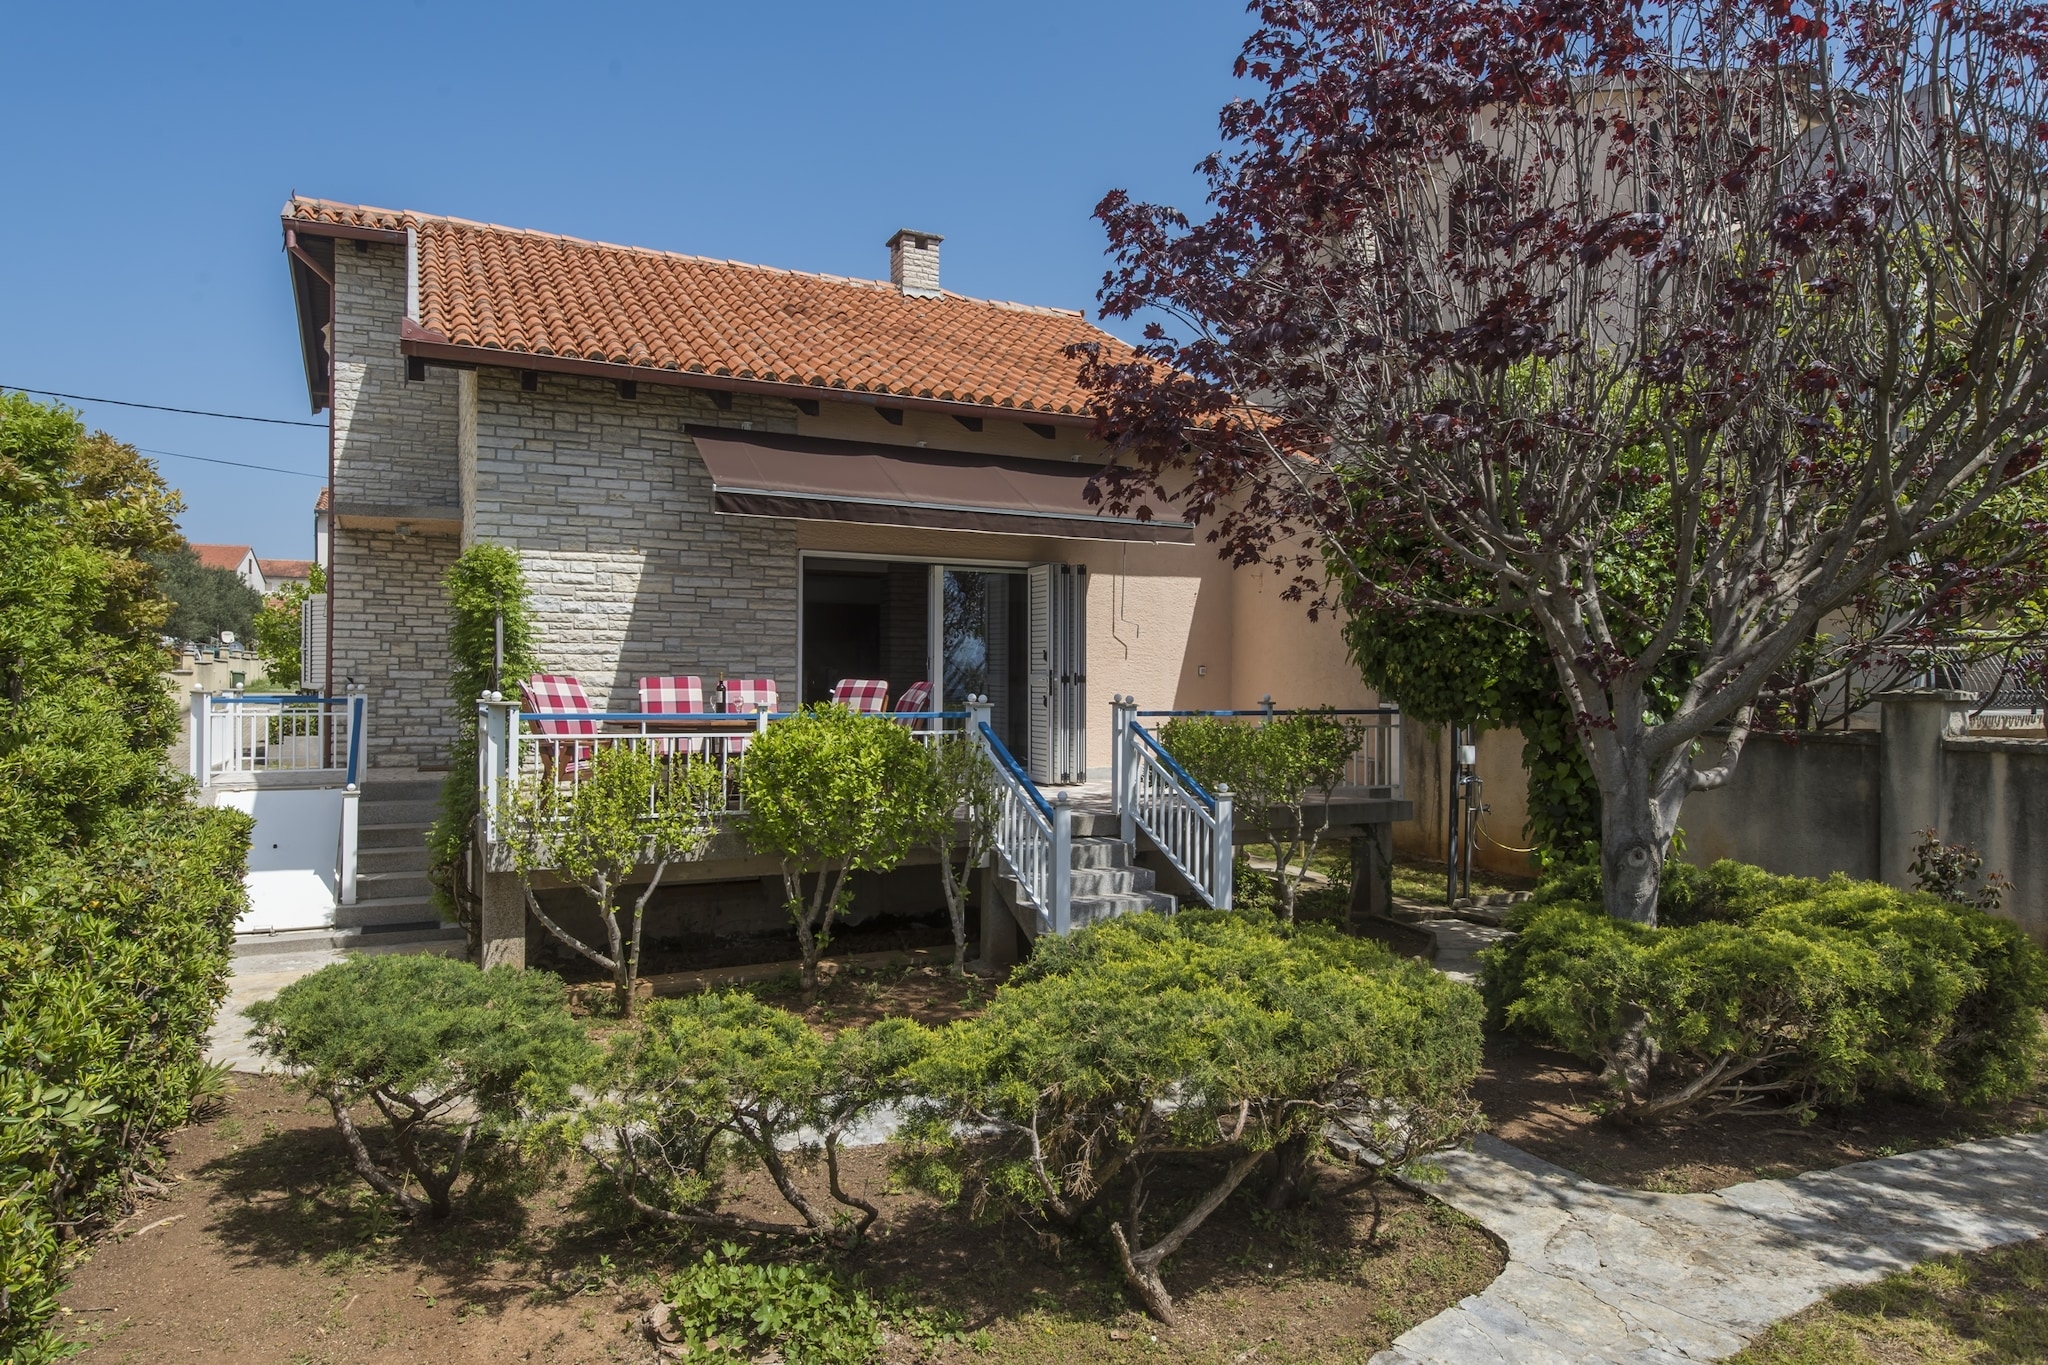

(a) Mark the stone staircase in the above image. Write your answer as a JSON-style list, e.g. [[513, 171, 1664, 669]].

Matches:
[[996, 831, 1176, 937], [233, 774, 465, 960]]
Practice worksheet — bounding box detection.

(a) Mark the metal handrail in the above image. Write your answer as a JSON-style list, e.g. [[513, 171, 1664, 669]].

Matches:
[[1131, 722, 1216, 812], [1110, 697, 1233, 910], [1135, 707, 1401, 717], [190, 690, 365, 786], [974, 717, 1069, 934], [1133, 701, 1404, 798]]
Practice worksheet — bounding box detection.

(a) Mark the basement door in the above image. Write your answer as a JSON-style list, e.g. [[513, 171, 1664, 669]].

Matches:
[[1027, 563, 1088, 785]]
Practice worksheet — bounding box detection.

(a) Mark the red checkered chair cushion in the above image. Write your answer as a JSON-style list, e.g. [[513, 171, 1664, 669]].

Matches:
[[639, 675, 707, 714], [521, 675, 598, 735], [894, 681, 932, 713], [720, 678, 779, 755], [832, 679, 891, 714], [639, 675, 708, 758]]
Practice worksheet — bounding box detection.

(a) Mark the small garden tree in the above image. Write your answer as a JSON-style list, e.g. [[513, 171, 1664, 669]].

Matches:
[[557, 991, 923, 1246], [248, 955, 591, 1220], [927, 738, 1002, 974], [1159, 711, 1361, 920], [901, 912, 1483, 1324], [739, 706, 944, 996], [250, 564, 324, 690], [502, 744, 724, 1016]]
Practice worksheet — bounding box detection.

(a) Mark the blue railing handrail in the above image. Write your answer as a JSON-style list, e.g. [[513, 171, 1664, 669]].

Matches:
[[980, 721, 1053, 822], [345, 695, 364, 787], [1130, 720, 1217, 812], [518, 710, 970, 723], [1134, 707, 1401, 718]]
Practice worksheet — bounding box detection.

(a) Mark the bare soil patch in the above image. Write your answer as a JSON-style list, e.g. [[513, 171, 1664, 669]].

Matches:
[[60, 1072, 1503, 1365], [1475, 1034, 2048, 1193]]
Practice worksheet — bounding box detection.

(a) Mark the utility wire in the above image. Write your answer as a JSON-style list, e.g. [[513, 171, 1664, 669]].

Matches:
[[138, 447, 327, 480], [2, 384, 327, 429]]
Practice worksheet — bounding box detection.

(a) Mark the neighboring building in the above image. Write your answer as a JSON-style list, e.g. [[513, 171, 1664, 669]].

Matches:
[[280, 198, 1379, 778], [313, 487, 331, 572], [190, 542, 266, 593], [259, 557, 316, 590]]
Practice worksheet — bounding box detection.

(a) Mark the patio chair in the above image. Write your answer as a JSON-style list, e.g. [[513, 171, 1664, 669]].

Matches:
[[520, 674, 598, 778], [719, 677, 779, 756], [893, 680, 933, 732], [831, 679, 891, 714], [638, 675, 708, 758]]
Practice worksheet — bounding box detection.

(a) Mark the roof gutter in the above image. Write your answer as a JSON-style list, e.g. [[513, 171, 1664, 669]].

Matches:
[[396, 334, 1100, 428]]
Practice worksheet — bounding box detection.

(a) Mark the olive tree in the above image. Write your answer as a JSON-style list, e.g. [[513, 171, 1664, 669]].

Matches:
[[739, 706, 944, 996], [502, 744, 724, 1015]]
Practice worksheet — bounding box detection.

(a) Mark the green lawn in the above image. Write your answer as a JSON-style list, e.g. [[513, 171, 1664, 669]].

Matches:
[[1729, 1237, 2048, 1364]]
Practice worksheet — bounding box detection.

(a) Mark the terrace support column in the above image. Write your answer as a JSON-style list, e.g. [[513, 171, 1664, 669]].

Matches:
[[479, 869, 527, 970], [977, 861, 1021, 973]]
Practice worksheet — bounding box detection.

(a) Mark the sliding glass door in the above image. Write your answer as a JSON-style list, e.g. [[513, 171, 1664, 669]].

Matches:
[[938, 568, 1027, 755]]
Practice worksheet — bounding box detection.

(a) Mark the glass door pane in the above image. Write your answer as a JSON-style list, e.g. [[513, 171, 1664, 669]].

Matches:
[[942, 569, 1026, 754]]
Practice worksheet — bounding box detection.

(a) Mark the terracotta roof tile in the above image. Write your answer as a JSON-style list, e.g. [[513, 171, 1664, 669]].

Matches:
[[314, 487, 331, 512], [285, 198, 1129, 415], [258, 558, 315, 581]]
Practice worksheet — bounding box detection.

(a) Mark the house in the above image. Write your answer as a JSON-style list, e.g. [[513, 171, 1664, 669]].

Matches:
[[190, 542, 267, 593], [277, 197, 1407, 963], [259, 557, 316, 590]]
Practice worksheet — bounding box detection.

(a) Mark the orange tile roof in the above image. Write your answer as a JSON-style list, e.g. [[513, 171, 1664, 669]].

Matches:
[[285, 198, 1129, 416], [190, 543, 253, 573], [314, 487, 331, 512], [259, 558, 315, 582]]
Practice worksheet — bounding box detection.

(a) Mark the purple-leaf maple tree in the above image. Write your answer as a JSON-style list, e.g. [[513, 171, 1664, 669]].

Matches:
[[1079, 0, 2048, 922]]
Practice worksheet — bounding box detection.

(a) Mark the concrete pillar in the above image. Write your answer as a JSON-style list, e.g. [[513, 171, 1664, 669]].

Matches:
[[1877, 690, 1975, 889], [1348, 827, 1393, 923], [976, 861, 1022, 972], [480, 869, 527, 970]]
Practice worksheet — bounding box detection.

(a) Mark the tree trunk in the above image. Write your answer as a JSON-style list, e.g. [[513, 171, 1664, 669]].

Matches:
[[1594, 724, 1689, 925]]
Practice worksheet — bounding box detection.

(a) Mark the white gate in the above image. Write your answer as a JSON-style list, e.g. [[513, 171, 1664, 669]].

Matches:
[[1026, 563, 1087, 784]]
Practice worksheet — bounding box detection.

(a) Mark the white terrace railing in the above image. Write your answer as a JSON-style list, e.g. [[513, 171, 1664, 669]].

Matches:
[[476, 695, 974, 847], [1109, 697, 1234, 909], [189, 689, 367, 788], [971, 702, 1073, 935], [1130, 699, 1405, 799]]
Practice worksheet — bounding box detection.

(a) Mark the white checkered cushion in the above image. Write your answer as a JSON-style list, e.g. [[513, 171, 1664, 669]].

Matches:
[[832, 678, 890, 714], [521, 675, 597, 735], [720, 678, 779, 755]]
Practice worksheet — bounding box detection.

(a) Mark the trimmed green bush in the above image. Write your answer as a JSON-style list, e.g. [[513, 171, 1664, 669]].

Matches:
[[1, 393, 253, 1362], [248, 955, 592, 1219], [558, 990, 918, 1246], [1485, 861, 2048, 1121], [900, 910, 1483, 1324]]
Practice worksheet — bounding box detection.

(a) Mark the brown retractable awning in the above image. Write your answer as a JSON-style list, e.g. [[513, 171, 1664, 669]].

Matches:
[[684, 426, 1194, 544]]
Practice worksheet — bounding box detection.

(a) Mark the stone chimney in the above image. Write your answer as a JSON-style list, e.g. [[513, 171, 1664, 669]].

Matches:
[[887, 229, 943, 297]]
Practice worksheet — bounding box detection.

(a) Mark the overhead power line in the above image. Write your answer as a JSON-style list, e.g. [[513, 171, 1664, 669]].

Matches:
[[138, 447, 327, 481], [2, 384, 327, 429]]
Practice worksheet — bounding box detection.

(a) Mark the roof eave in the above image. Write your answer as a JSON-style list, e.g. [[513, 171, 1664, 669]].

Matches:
[[397, 336, 1101, 428]]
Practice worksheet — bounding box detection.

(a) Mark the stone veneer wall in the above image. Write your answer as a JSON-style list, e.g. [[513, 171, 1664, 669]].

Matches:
[[327, 239, 465, 770], [467, 370, 800, 707], [332, 528, 461, 770]]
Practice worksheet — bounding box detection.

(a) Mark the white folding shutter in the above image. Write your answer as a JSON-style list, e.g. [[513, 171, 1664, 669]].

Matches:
[[1054, 565, 1087, 783], [1027, 565, 1053, 783], [300, 594, 328, 693]]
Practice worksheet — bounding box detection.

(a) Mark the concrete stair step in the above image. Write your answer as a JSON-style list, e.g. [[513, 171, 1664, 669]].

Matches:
[[1070, 838, 1132, 869], [232, 922, 466, 960], [356, 797, 439, 826], [360, 778, 444, 803], [1069, 864, 1157, 897], [1070, 890, 1177, 927], [360, 822, 431, 849], [335, 894, 444, 931], [356, 870, 433, 901], [358, 845, 433, 874]]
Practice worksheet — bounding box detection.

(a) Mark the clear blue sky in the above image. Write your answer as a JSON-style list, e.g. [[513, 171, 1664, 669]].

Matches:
[[0, 2, 1250, 559]]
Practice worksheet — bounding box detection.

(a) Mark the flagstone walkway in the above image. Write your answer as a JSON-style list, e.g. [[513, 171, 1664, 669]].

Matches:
[[1370, 1118, 2048, 1363]]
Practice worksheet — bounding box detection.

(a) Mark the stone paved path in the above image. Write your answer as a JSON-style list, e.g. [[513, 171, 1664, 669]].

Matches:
[[1369, 1129, 2048, 1364]]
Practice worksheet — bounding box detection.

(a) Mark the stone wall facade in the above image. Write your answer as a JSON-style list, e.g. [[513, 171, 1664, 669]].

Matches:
[[333, 528, 460, 771], [468, 370, 801, 708], [329, 240, 461, 512]]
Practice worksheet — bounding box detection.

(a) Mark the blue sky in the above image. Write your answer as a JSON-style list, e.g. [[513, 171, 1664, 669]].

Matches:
[[0, 2, 1250, 559]]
